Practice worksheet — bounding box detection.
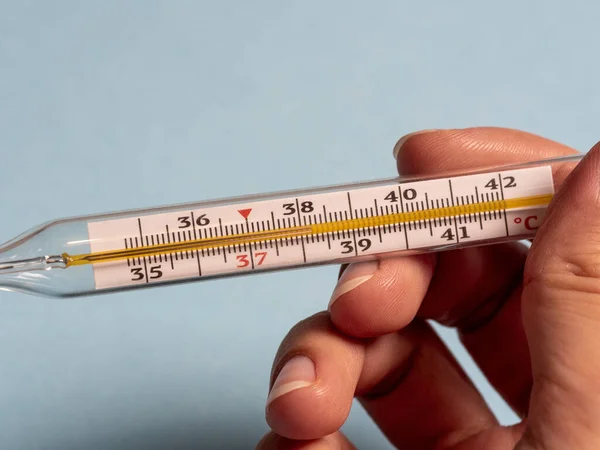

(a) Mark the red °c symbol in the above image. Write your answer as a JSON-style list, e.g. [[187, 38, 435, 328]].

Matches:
[[525, 215, 538, 231]]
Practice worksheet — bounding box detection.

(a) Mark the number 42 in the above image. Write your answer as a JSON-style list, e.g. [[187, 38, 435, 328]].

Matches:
[[485, 176, 516, 190]]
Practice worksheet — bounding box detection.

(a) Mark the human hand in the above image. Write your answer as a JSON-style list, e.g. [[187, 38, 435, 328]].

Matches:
[[256, 128, 600, 449]]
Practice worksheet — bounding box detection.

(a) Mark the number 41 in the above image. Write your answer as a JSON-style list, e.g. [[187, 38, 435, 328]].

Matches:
[[441, 227, 470, 241]]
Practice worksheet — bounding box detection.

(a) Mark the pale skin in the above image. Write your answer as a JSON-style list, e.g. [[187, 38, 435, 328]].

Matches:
[[255, 128, 600, 450]]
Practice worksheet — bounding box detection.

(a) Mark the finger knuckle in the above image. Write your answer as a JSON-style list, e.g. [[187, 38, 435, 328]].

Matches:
[[524, 244, 600, 295]]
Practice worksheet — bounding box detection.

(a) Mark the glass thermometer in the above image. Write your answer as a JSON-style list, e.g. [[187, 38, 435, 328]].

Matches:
[[0, 154, 582, 298]]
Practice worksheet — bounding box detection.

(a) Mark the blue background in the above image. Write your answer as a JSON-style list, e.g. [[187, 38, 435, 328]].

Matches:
[[1, 2, 598, 449]]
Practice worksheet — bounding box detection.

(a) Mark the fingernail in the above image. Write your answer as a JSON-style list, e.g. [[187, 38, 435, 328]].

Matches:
[[393, 129, 439, 160], [267, 355, 316, 405], [328, 260, 379, 309]]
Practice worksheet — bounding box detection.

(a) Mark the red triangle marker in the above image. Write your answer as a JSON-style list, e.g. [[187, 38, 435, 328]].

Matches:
[[238, 208, 252, 219]]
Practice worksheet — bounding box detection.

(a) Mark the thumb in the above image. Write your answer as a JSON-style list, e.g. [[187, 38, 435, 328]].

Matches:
[[517, 143, 600, 449]]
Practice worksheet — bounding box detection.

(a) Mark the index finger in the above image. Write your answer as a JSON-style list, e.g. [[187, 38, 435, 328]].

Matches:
[[332, 127, 580, 336], [394, 126, 579, 176]]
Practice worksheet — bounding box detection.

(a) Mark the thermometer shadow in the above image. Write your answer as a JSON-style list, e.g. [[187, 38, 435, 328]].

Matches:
[[55, 416, 267, 450]]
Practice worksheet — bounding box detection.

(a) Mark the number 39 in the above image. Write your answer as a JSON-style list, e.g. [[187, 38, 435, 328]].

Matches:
[[340, 238, 372, 254]]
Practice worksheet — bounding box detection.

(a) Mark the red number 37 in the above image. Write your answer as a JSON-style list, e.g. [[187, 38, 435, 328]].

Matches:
[[236, 252, 267, 268]]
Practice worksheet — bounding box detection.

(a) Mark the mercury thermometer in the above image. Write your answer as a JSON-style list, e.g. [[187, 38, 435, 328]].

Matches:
[[0, 154, 582, 298]]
